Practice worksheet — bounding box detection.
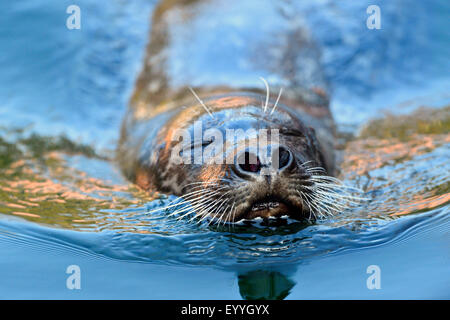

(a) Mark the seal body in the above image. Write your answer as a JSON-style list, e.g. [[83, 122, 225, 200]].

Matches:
[[118, 0, 338, 221]]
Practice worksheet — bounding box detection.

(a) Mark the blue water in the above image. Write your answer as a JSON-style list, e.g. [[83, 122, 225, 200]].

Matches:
[[0, 0, 449, 299]]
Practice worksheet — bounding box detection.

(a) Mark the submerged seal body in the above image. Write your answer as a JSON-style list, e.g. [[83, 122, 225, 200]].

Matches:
[[118, 0, 342, 222]]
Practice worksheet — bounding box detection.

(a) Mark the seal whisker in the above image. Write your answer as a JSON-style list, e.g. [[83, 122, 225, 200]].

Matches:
[[305, 184, 362, 205], [170, 190, 226, 218], [307, 170, 367, 200], [269, 87, 283, 115], [231, 202, 237, 224], [204, 190, 233, 223], [150, 186, 220, 211], [212, 202, 231, 227], [316, 187, 369, 202], [211, 202, 230, 227], [163, 188, 227, 217], [223, 201, 236, 229], [173, 207, 199, 222], [181, 183, 221, 194], [198, 193, 232, 223], [313, 195, 349, 210], [305, 193, 323, 217], [146, 185, 219, 213], [193, 190, 233, 223], [202, 196, 230, 226], [298, 190, 313, 220], [183, 181, 221, 187], [188, 86, 215, 119], [200, 199, 225, 223], [176, 187, 232, 220], [219, 200, 235, 226], [259, 77, 270, 113], [301, 191, 321, 219], [296, 169, 368, 219], [311, 196, 335, 216], [179, 186, 221, 199], [309, 187, 366, 204], [173, 203, 212, 221], [305, 166, 327, 172], [299, 160, 315, 169], [146, 199, 197, 214], [308, 176, 348, 186]]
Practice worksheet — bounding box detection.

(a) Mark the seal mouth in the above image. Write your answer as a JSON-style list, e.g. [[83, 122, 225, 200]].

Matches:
[[242, 195, 302, 220]]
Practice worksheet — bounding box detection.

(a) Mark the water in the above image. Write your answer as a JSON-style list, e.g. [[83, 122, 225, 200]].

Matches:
[[0, 0, 449, 299]]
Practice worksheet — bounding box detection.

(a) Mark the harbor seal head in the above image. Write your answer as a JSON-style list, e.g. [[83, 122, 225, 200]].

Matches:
[[124, 92, 343, 223]]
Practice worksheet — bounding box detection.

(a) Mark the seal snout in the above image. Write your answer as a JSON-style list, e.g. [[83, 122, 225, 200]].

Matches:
[[235, 146, 293, 176], [230, 145, 307, 220]]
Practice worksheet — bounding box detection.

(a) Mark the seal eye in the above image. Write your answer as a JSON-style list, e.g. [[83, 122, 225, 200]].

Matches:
[[238, 152, 261, 173], [189, 139, 214, 150], [202, 140, 214, 147], [278, 147, 291, 169]]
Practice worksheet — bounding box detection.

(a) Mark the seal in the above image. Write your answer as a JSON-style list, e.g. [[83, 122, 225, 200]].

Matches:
[[118, 0, 351, 222]]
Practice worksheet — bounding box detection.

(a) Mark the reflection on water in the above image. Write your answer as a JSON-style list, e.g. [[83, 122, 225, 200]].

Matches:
[[238, 270, 295, 300], [342, 107, 449, 218], [0, 130, 152, 230]]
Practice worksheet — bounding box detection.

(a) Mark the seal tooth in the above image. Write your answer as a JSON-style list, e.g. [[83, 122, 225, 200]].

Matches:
[[252, 202, 273, 211], [269, 201, 280, 208]]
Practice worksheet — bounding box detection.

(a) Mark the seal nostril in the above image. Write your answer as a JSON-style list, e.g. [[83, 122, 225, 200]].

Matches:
[[277, 147, 292, 170], [238, 152, 261, 173]]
